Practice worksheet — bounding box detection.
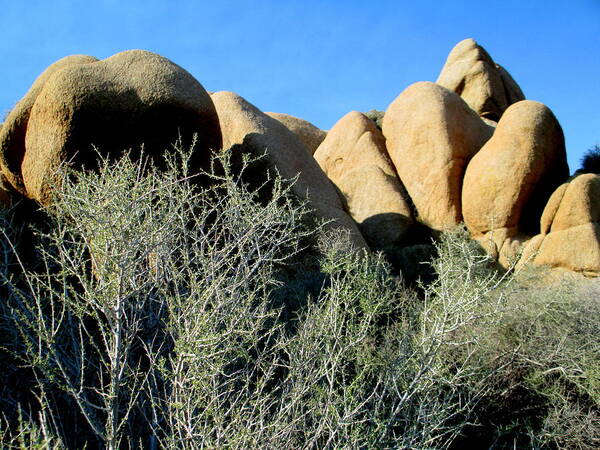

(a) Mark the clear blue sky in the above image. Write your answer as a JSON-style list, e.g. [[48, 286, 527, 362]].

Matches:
[[2, 1, 599, 171]]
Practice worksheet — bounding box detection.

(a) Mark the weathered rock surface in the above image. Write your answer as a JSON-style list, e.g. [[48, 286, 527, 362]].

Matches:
[[546, 175, 600, 232], [266, 112, 326, 154], [1, 42, 595, 278], [534, 225, 600, 276], [496, 64, 525, 106], [314, 111, 413, 248], [437, 38, 524, 121], [382, 81, 493, 230], [211, 91, 368, 249], [462, 100, 569, 242], [0, 55, 98, 194], [4, 50, 222, 204], [519, 174, 600, 276]]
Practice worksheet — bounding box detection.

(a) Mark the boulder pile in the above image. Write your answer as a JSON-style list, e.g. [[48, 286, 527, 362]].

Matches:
[[382, 81, 493, 231], [1, 39, 597, 277], [211, 91, 366, 249]]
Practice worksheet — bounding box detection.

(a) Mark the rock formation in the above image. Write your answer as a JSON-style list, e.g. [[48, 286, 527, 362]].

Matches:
[[462, 101, 569, 242], [382, 81, 493, 231], [519, 174, 600, 276], [0, 55, 98, 195], [437, 38, 524, 121], [0, 173, 11, 208], [211, 91, 368, 249], [314, 111, 413, 249], [1, 39, 596, 277], [1, 50, 221, 204], [266, 112, 326, 154]]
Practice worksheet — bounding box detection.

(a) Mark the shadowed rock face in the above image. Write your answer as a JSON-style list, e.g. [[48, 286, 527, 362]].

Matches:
[[266, 112, 326, 155], [314, 111, 413, 249], [211, 91, 368, 250], [437, 38, 524, 122], [0, 172, 11, 208], [1, 50, 222, 204], [382, 81, 493, 231]]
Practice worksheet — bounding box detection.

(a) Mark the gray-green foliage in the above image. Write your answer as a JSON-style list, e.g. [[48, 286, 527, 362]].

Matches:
[[483, 271, 600, 449], [3, 147, 311, 449], [364, 109, 385, 130], [1, 147, 598, 449], [424, 228, 600, 448], [0, 408, 64, 449]]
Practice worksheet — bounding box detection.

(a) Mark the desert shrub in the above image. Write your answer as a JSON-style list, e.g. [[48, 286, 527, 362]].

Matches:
[[0, 409, 63, 449], [364, 109, 385, 129], [153, 224, 508, 449], [579, 144, 600, 174], [430, 229, 600, 449], [496, 275, 600, 449], [1, 147, 313, 449], [0, 149, 485, 448], [1, 146, 598, 448]]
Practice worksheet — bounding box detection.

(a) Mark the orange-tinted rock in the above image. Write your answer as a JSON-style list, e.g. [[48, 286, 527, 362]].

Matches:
[[212, 91, 368, 250], [548, 174, 600, 232], [534, 224, 600, 277], [521, 174, 600, 276], [437, 38, 524, 121], [0, 55, 98, 194], [382, 81, 493, 230], [314, 111, 413, 248], [266, 112, 326, 154], [539, 182, 569, 234], [475, 229, 531, 268], [462, 100, 569, 239], [0, 173, 13, 208], [20, 50, 221, 204], [496, 64, 525, 106]]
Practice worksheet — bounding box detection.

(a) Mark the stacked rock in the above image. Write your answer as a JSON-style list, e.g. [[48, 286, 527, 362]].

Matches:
[[2, 39, 596, 277]]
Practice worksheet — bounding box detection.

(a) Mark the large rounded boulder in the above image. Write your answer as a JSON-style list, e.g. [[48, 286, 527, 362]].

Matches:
[[382, 81, 493, 230], [462, 100, 569, 242], [519, 174, 600, 276], [437, 38, 524, 121], [211, 91, 368, 249], [0, 55, 98, 195], [1, 50, 222, 204], [313, 111, 413, 249], [266, 112, 326, 154]]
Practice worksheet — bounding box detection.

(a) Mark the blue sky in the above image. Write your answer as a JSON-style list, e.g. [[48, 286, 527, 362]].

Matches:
[[2, 1, 599, 171]]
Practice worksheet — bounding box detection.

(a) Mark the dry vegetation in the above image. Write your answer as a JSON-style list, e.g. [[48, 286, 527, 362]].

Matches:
[[0, 147, 598, 449]]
